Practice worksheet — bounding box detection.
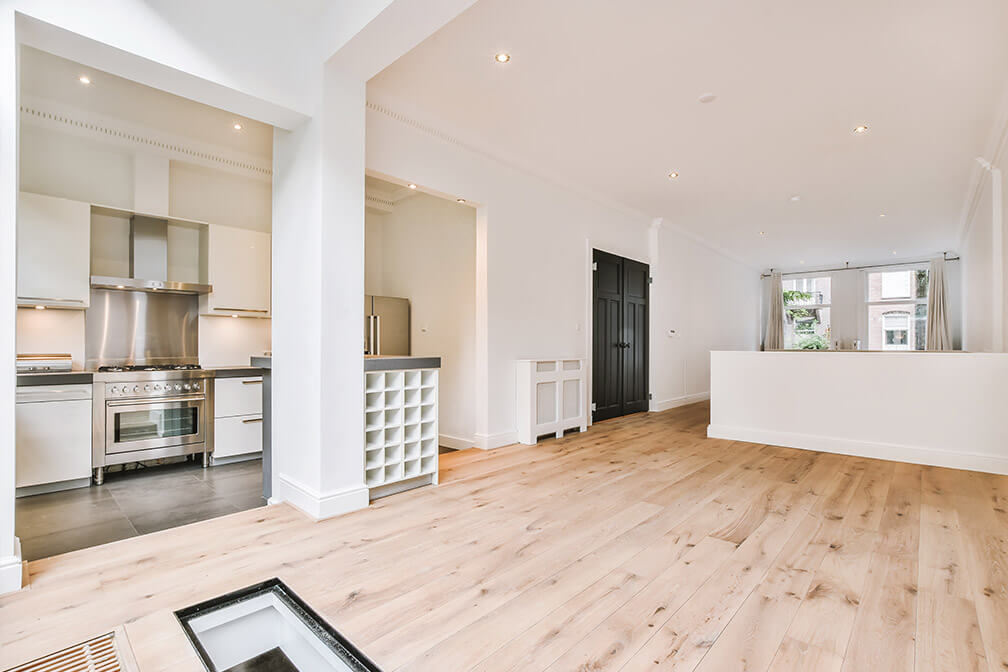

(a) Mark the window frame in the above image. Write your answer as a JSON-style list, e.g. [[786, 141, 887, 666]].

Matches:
[[861, 262, 929, 351], [782, 273, 833, 350]]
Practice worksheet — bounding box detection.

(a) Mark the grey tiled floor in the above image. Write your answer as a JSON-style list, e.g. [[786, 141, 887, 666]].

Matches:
[[15, 458, 265, 562]]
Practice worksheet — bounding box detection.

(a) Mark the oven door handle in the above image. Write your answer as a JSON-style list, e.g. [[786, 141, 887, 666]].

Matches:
[[106, 395, 205, 407]]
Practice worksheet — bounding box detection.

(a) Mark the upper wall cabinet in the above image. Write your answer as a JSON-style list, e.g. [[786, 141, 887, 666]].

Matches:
[[200, 224, 271, 317], [17, 192, 91, 309]]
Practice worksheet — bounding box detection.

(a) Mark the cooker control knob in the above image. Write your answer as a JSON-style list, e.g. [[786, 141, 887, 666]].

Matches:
[[175, 384, 182, 391], [132, 385, 140, 393], [184, 384, 191, 391], [110, 386, 118, 394], [144, 384, 152, 392], [192, 382, 200, 391]]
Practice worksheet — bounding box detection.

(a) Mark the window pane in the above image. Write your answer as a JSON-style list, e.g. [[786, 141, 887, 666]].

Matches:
[[915, 269, 929, 300], [880, 271, 911, 299], [783, 276, 831, 306], [867, 304, 927, 351], [784, 307, 830, 349], [914, 303, 927, 350]]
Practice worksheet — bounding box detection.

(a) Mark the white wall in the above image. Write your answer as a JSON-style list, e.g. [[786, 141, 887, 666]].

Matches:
[[759, 261, 964, 351], [962, 155, 1006, 352], [709, 350, 1008, 475], [366, 104, 761, 445], [649, 224, 759, 410], [17, 125, 273, 367], [365, 192, 476, 446]]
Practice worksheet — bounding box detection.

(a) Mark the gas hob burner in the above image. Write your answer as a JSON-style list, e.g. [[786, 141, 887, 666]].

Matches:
[[98, 364, 202, 372]]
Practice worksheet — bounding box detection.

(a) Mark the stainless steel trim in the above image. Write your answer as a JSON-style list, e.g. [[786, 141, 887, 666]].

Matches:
[[376, 314, 382, 356], [242, 418, 263, 424], [86, 288, 199, 369], [367, 315, 375, 355], [100, 442, 207, 466], [17, 296, 87, 304], [213, 307, 269, 313], [106, 394, 204, 407], [241, 379, 263, 385], [90, 276, 213, 295]]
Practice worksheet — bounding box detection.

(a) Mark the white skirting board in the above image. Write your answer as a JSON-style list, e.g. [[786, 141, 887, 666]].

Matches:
[[439, 433, 475, 450], [707, 424, 1008, 476], [0, 538, 23, 596], [273, 473, 369, 520], [650, 392, 710, 412], [473, 431, 519, 450]]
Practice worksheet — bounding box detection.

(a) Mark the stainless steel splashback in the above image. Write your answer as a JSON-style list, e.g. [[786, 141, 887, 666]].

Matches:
[[85, 288, 199, 368]]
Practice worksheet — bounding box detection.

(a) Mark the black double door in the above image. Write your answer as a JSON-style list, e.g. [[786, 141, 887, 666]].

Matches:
[[592, 249, 649, 422]]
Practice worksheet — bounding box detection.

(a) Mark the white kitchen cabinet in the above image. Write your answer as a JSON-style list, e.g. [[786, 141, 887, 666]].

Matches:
[[16, 384, 93, 492], [213, 376, 263, 460], [17, 192, 91, 309], [201, 224, 271, 317], [516, 359, 588, 445], [213, 415, 263, 459]]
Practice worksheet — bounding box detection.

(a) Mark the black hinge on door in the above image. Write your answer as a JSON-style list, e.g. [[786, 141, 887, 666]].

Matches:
[[648, 393, 653, 400]]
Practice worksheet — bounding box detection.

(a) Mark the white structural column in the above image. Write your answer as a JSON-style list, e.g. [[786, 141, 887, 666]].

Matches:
[[0, 8, 21, 594]]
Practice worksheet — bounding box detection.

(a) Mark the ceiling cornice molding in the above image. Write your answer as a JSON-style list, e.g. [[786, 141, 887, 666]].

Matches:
[[20, 94, 273, 182], [366, 97, 755, 270], [956, 82, 1008, 248]]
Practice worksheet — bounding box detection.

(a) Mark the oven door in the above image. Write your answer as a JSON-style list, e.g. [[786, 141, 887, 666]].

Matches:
[[105, 395, 205, 454]]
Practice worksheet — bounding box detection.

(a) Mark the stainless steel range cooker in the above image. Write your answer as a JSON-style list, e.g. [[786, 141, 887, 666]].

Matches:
[[92, 366, 215, 485]]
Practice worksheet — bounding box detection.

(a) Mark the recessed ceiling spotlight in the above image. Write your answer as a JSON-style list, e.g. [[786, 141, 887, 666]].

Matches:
[[790, 195, 801, 202], [79, 75, 90, 85], [879, 213, 886, 218], [698, 93, 717, 104], [853, 124, 869, 134], [759, 231, 766, 236], [407, 183, 417, 190], [667, 171, 679, 180], [456, 198, 466, 204], [799, 260, 805, 265], [892, 250, 898, 256], [494, 52, 511, 64], [233, 122, 243, 131]]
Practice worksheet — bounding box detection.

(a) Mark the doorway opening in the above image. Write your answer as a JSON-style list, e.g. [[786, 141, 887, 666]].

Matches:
[[592, 249, 649, 421]]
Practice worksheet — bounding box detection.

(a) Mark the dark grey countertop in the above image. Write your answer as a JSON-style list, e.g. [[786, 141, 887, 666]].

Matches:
[[365, 356, 441, 371], [17, 366, 264, 386]]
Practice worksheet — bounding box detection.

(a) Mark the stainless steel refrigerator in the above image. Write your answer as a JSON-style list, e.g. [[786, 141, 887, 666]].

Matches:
[[365, 295, 410, 355]]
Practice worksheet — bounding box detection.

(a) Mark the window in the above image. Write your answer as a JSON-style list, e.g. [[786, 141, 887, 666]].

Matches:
[[782, 276, 831, 349], [866, 267, 928, 350]]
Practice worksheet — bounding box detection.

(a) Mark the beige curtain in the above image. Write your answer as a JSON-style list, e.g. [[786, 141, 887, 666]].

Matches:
[[926, 257, 953, 351], [764, 272, 784, 350]]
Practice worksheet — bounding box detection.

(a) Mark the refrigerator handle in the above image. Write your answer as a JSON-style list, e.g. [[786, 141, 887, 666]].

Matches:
[[367, 315, 375, 355], [375, 315, 381, 356]]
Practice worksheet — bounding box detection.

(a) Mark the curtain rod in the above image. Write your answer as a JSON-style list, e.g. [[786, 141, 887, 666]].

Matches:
[[761, 253, 960, 279]]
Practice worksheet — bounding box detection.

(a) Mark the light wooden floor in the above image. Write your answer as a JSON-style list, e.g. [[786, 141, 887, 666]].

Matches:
[[2, 402, 1007, 671]]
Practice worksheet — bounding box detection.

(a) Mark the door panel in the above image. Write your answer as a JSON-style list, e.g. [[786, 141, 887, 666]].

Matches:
[[592, 250, 649, 421], [592, 251, 623, 421], [622, 258, 649, 413]]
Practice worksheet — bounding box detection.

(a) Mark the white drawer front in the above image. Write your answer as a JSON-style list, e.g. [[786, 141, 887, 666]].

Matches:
[[214, 414, 263, 458], [16, 398, 92, 487], [215, 377, 263, 418]]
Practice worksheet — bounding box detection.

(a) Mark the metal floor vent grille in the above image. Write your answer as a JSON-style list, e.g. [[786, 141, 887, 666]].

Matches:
[[6, 632, 127, 672]]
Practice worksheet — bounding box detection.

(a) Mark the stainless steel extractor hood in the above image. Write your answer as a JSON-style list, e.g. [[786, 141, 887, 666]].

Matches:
[[91, 215, 212, 295]]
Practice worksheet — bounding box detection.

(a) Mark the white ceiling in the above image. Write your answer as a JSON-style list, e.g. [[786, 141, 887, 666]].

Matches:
[[368, 0, 1008, 268], [19, 46, 273, 160]]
